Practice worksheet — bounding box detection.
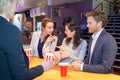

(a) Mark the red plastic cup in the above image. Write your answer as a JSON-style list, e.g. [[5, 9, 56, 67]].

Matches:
[[59, 63, 69, 77], [24, 48, 32, 62], [45, 53, 53, 62]]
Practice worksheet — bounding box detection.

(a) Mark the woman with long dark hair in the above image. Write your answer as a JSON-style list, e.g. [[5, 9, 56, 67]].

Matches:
[[53, 23, 87, 63]]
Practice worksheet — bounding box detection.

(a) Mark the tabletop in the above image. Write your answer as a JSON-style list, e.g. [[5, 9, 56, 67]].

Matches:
[[29, 56, 120, 80]]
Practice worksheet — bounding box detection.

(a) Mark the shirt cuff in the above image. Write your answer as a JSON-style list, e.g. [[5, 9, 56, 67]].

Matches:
[[80, 63, 84, 71]]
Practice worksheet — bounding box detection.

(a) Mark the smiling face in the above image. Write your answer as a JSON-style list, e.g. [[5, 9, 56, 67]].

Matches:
[[42, 22, 54, 35], [87, 16, 102, 34], [86, 11, 108, 34], [65, 25, 75, 38]]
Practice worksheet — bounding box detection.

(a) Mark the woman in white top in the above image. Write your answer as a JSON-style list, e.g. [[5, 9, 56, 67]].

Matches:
[[54, 22, 87, 63], [30, 18, 57, 58]]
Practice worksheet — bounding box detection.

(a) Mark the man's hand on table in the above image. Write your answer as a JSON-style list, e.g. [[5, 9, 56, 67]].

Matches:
[[71, 60, 84, 71], [41, 61, 53, 72]]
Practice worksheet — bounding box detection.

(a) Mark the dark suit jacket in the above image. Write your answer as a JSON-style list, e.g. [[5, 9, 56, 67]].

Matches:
[[83, 29, 117, 73], [0, 16, 44, 80]]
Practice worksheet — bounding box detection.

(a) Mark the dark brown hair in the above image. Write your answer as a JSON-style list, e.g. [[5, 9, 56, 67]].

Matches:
[[65, 23, 83, 50], [86, 11, 108, 28]]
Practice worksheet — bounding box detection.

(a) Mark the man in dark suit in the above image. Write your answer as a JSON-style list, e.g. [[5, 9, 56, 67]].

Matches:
[[0, 0, 52, 80], [72, 11, 117, 73]]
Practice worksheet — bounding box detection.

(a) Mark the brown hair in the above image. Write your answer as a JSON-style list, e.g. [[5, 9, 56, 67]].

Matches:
[[41, 18, 55, 42], [42, 18, 54, 28], [86, 11, 108, 28], [65, 23, 83, 50]]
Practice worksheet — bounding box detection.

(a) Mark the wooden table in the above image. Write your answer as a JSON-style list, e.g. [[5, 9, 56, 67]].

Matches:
[[30, 57, 120, 80]]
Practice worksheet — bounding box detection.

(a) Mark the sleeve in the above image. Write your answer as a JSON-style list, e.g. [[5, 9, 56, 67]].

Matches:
[[49, 36, 58, 50], [29, 32, 36, 50], [69, 40, 87, 61], [42, 36, 58, 55], [5, 27, 44, 80], [29, 32, 38, 56]]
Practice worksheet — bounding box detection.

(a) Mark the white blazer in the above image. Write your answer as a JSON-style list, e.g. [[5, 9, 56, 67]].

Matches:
[[30, 31, 58, 58]]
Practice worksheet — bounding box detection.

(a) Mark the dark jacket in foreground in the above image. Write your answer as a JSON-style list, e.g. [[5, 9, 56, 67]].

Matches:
[[0, 16, 44, 80]]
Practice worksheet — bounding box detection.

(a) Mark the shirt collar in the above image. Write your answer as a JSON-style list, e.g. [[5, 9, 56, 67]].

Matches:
[[92, 28, 104, 39], [0, 14, 9, 21]]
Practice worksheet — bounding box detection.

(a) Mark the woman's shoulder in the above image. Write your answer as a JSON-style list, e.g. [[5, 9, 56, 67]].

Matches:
[[32, 31, 41, 37], [76, 38, 87, 49], [80, 38, 87, 44], [33, 31, 41, 34]]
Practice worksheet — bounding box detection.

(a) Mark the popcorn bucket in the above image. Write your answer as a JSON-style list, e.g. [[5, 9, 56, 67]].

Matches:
[[45, 52, 53, 62]]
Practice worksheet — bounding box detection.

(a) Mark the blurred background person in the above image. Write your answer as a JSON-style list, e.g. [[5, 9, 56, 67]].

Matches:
[[53, 22, 87, 64], [0, 0, 53, 80], [30, 18, 58, 58]]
